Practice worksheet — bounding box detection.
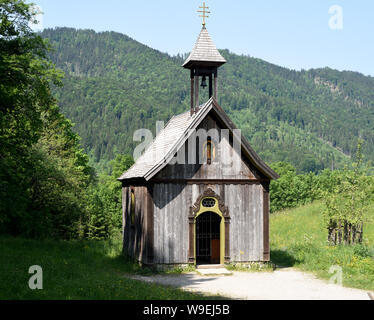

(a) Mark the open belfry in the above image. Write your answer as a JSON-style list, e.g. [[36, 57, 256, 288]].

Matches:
[[118, 2, 278, 267]]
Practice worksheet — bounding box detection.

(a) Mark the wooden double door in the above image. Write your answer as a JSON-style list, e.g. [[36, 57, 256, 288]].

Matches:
[[196, 212, 221, 265]]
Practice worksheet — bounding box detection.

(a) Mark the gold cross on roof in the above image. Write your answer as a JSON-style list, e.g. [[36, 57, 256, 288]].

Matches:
[[198, 2, 210, 27]]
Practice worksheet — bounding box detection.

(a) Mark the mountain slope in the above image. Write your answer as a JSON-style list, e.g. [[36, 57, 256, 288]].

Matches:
[[41, 27, 374, 173]]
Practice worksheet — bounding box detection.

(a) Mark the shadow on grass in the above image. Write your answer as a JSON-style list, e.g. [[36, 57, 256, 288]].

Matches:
[[270, 249, 298, 268]]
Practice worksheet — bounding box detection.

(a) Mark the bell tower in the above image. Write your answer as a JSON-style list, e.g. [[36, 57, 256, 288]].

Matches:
[[182, 2, 226, 115]]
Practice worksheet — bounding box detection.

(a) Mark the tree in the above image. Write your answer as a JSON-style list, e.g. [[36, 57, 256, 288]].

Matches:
[[24, 105, 94, 238], [323, 140, 373, 245], [0, 1, 93, 238], [110, 154, 134, 179], [84, 154, 134, 240], [0, 0, 62, 233], [0, 0, 62, 147]]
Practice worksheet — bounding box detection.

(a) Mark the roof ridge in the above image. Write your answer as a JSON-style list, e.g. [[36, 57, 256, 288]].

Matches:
[[143, 99, 214, 180]]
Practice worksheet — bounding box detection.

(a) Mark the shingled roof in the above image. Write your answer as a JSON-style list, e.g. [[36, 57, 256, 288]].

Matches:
[[182, 27, 227, 69], [118, 98, 279, 182]]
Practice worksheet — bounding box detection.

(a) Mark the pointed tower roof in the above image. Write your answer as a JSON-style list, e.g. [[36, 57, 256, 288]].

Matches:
[[182, 27, 226, 69]]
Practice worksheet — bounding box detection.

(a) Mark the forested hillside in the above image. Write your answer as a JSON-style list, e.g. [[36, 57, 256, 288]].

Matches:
[[41, 27, 374, 173]]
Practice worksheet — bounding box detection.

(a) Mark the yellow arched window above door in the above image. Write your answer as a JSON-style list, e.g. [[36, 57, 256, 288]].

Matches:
[[202, 198, 216, 208]]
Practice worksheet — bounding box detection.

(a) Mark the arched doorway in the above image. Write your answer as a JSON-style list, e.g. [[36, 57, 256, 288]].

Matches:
[[196, 212, 222, 265], [194, 196, 225, 265], [189, 188, 230, 266]]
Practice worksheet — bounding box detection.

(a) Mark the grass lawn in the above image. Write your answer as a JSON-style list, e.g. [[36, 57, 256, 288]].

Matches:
[[0, 235, 221, 300], [2, 202, 373, 299], [270, 201, 374, 291]]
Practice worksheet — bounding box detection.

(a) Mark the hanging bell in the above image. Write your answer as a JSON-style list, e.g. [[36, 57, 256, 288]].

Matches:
[[200, 76, 207, 89]]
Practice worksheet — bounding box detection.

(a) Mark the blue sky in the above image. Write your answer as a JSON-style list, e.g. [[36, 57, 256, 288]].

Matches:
[[30, 0, 374, 76]]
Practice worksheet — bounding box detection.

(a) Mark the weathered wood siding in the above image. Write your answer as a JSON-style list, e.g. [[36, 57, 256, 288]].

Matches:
[[122, 187, 130, 256], [155, 114, 265, 181], [152, 183, 191, 264], [224, 184, 264, 262], [122, 186, 152, 263], [151, 182, 265, 264]]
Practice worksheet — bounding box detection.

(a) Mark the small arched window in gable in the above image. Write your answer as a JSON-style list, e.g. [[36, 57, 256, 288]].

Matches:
[[204, 137, 216, 165], [207, 137, 212, 165]]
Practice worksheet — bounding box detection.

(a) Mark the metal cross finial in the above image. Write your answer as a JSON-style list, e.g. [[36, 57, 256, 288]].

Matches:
[[198, 2, 210, 27]]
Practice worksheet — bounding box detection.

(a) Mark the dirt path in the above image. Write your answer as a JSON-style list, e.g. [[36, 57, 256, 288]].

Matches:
[[130, 268, 372, 300]]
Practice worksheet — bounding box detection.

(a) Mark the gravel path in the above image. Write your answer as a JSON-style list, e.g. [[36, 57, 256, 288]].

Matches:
[[130, 268, 373, 300]]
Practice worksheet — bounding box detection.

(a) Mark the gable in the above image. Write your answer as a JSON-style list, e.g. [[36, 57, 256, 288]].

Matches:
[[154, 113, 266, 180], [118, 98, 279, 182]]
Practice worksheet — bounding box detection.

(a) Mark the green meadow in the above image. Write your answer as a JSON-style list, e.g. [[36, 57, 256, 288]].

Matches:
[[1, 201, 373, 299], [0, 235, 221, 300], [270, 201, 374, 291]]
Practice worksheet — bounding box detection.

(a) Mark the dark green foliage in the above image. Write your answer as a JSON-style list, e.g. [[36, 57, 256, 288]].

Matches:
[[41, 28, 189, 171], [0, 0, 75, 236], [110, 154, 134, 179], [85, 154, 134, 240], [270, 143, 374, 215], [0, 1, 94, 239], [269, 161, 364, 213], [40, 28, 374, 173], [270, 162, 319, 212], [353, 244, 374, 258], [0, 3, 133, 241]]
